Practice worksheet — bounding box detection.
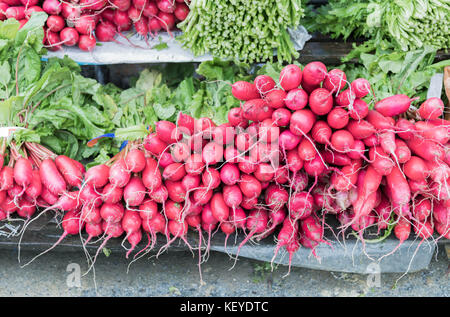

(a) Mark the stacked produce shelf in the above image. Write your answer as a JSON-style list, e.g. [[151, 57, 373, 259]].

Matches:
[[1, 0, 449, 276]]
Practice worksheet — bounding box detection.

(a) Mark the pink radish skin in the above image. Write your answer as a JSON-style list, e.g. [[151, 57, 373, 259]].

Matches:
[[211, 192, 230, 222], [80, 184, 102, 207], [433, 202, 449, 225], [279, 130, 301, 151], [163, 163, 186, 181], [406, 136, 444, 162], [331, 130, 354, 152], [351, 78, 371, 98], [290, 109, 316, 136], [14, 157, 33, 188], [363, 134, 380, 147], [165, 200, 183, 221], [346, 119, 375, 139], [81, 203, 102, 224], [394, 139, 411, 163], [347, 140, 365, 160], [59, 27, 79, 46], [304, 155, 326, 177], [241, 99, 273, 122], [231, 81, 260, 101], [185, 154, 205, 175], [327, 108, 349, 129], [222, 185, 243, 209], [288, 192, 314, 220], [95, 21, 116, 42], [335, 89, 356, 108], [144, 133, 167, 156], [166, 180, 187, 203], [348, 99, 369, 120], [413, 198, 431, 222], [228, 108, 248, 128], [301, 61, 326, 86], [309, 88, 333, 116], [174, 2, 189, 21], [100, 203, 125, 223], [109, 159, 131, 188], [78, 35, 96, 52], [286, 150, 304, 173], [323, 69, 347, 93], [272, 108, 291, 127], [404, 156, 428, 181], [418, 97, 444, 120], [123, 176, 146, 207], [369, 146, 394, 176], [149, 185, 168, 203], [311, 121, 332, 145], [212, 124, 235, 145], [181, 174, 200, 191], [75, 14, 96, 35], [265, 89, 287, 109], [202, 142, 223, 165], [239, 174, 262, 198], [42, 0, 61, 14], [157, 11, 175, 30], [233, 209, 269, 264], [177, 112, 195, 135], [301, 216, 325, 242], [156, 120, 181, 144], [46, 15, 65, 32], [40, 158, 67, 196], [396, 119, 416, 140], [285, 88, 308, 111], [265, 184, 288, 211], [55, 155, 83, 188], [224, 147, 240, 164], [279, 64, 302, 91], [297, 137, 316, 161], [158, 152, 175, 168], [192, 186, 212, 205], [374, 94, 418, 117], [323, 150, 351, 166], [220, 163, 240, 185], [25, 170, 42, 200], [142, 157, 162, 192], [254, 75, 276, 95], [366, 110, 394, 131], [125, 149, 146, 173]]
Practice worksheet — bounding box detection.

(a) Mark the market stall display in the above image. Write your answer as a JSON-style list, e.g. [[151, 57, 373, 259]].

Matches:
[[0, 1, 449, 278]]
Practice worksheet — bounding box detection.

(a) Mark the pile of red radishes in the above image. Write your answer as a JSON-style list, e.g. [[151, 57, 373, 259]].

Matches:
[[227, 62, 450, 263], [2, 61, 450, 273], [0, 0, 189, 52]]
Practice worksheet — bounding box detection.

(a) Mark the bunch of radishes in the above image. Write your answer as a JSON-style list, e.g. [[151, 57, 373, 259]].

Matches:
[[0, 0, 190, 52], [2, 61, 450, 274], [230, 62, 450, 261]]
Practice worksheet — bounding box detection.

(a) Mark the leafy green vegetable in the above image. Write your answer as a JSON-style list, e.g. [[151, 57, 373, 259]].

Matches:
[[306, 0, 450, 52], [341, 46, 450, 103]]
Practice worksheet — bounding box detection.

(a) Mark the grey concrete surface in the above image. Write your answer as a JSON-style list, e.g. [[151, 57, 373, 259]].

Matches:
[[0, 246, 448, 297]]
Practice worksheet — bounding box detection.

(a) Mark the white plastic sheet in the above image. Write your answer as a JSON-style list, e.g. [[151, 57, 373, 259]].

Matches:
[[43, 28, 312, 65]]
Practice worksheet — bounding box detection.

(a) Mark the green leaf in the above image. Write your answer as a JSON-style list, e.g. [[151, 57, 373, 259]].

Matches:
[[0, 61, 11, 87], [135, 69, 162, 92], [153, 102, 176, 120], [115, 124, 150, 141], [102, 247, 111, 257], [15, 12, 47, 47], [0, 19, 20, 40], [153, 41, 168, 51]]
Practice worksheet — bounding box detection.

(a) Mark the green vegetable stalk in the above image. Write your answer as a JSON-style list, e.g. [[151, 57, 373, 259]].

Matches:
[[178, 0, 304, 64]]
